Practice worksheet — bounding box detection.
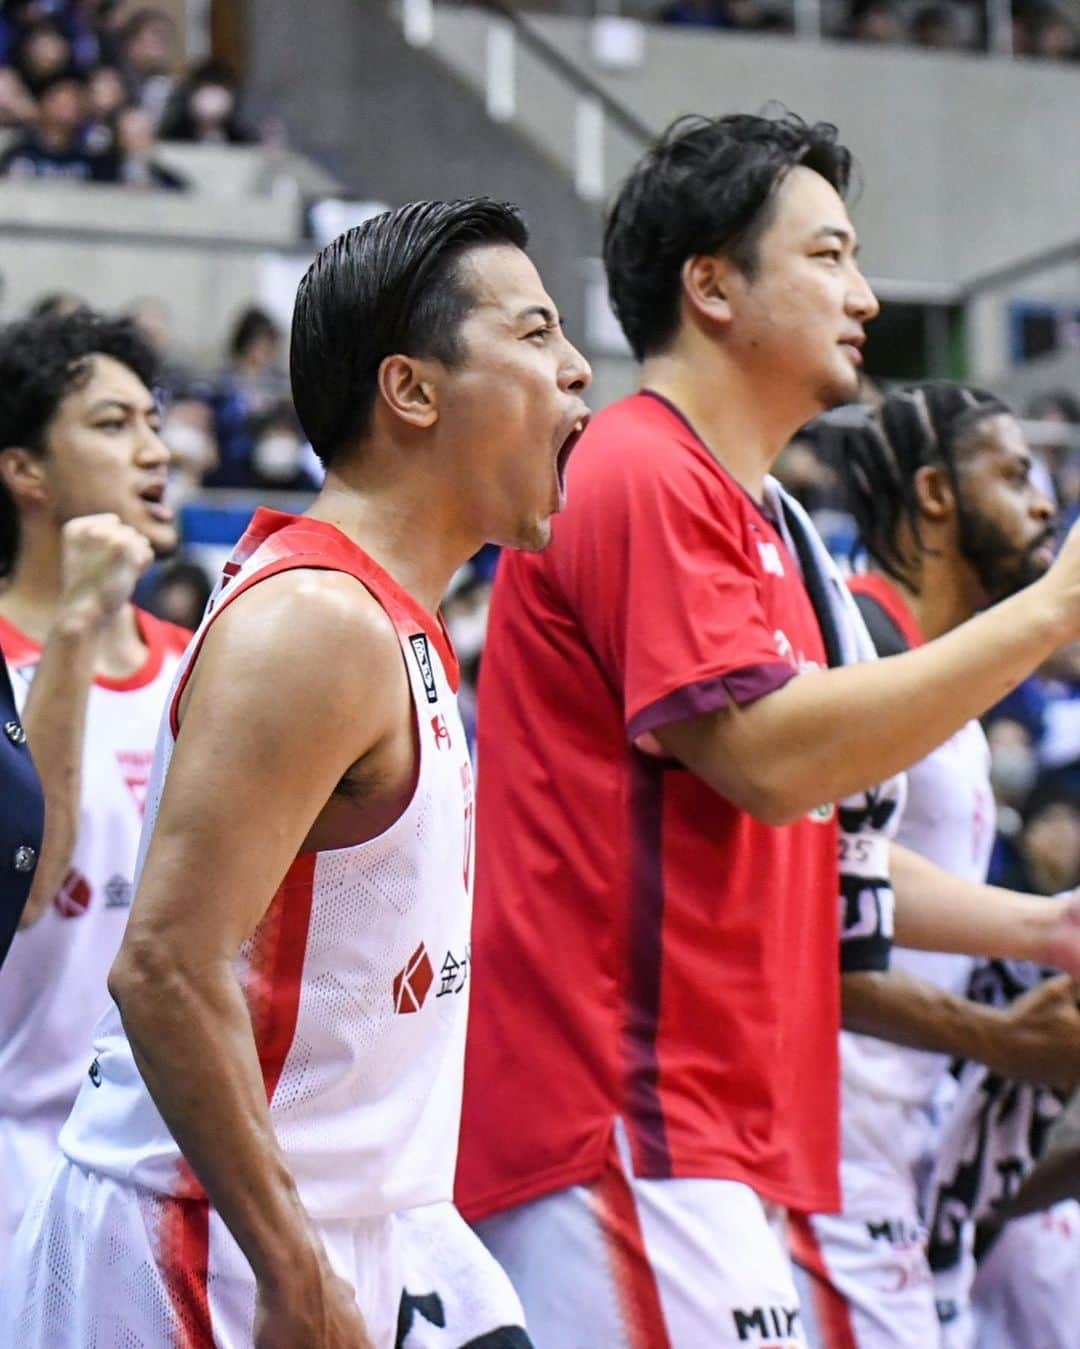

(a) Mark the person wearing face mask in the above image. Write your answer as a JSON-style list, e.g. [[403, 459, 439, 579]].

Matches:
[[791, 384, 1080, 1349], [158, 58, 256, 146], [250, 401, 323, 491]]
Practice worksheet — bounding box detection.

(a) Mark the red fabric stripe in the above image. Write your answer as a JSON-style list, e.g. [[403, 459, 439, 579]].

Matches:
[[588, 1137, 673, 1349], [847, 573, 925, 650], [788, 1211, 860, 1349], [245, 851, 317, 1101], [143, 1193, 213, 1348]]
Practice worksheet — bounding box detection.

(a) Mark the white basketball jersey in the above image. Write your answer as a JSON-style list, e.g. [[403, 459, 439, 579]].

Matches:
[[0, 611, 188, 1128], [840, 578, 996, 1107], [60, 509, 475, 1221]]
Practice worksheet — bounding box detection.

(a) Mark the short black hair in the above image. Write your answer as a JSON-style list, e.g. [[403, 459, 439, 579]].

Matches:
[[840, 382, 1011, 589], [604, 110, 853, 362], [289, 198, 528, 468], [0, 307, 159, 577], [228, 306, 278, 361]]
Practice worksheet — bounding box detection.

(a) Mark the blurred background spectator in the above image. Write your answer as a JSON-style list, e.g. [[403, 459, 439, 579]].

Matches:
[[205, 306, 292, 488], [159, 59, 254, 144]]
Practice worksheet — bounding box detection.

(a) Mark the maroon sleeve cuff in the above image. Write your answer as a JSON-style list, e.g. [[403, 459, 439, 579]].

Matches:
[[626, 661, 797, 742]]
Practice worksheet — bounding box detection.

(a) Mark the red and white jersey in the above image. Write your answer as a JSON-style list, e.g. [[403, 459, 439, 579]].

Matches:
[[840, 575, 995, 1107], [0, 610, 189, 1128], [60, 509, 475, 1222]]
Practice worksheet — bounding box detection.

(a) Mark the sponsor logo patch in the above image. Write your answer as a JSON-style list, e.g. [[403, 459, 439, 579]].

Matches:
[[409, 633, 439, 705]]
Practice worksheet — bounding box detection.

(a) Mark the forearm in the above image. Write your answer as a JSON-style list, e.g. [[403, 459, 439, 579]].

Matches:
[[665, 581, 1067, 822], [18, 606, 101, 925], [842, 969, 1009, 1063], [891, 843, 1064, 964], [110, 944, 322, 1286]]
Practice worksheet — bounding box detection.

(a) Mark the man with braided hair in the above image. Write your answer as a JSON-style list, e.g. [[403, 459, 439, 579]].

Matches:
[[791, 383, 1080, 1349]]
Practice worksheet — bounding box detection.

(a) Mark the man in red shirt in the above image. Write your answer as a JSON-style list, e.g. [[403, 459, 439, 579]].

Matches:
[[457, 112, 1080, 1348]]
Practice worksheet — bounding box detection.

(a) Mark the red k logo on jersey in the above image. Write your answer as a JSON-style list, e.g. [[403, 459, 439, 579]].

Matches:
[[116, 750, 154, 816], [55, 869, 91, 919], [393, 943, 435, 1014]]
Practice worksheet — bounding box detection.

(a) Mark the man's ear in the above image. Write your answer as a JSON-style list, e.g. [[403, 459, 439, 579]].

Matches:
[[376, 355, 440, 431], [0, 447, 47, 508], [681, 253, 735, 333], [913, 463, 955, 523]]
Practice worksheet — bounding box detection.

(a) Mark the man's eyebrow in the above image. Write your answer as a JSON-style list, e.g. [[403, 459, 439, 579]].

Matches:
[[515, 305, 560, 327], [87, 397, 158, 417], [813, 225, 860, 256]]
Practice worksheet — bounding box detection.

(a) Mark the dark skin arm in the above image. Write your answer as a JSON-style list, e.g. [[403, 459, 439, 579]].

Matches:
[[843, 970, 1080, 1093], [108, 569, 413, 1349]]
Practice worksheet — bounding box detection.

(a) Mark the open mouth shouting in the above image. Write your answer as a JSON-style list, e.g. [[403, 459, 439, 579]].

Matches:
[[554, 410, 590, 510]]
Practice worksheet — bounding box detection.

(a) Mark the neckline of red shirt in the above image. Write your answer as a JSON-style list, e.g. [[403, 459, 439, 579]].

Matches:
[[240, 508, 460, 689], [637, 389, 785, 532], [847, 571, 927, 649], [0, 606, 174, 692]]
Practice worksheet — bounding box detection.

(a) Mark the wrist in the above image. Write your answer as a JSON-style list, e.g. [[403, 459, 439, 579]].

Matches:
[[1027, 575, 1079, 650], [53, 594, 112, 640]]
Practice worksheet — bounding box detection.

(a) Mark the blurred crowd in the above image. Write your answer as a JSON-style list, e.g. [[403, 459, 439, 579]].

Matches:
[[0, 0, 260, 189], [658, 0, 1080, 56], [775, 386, 1080, 897]]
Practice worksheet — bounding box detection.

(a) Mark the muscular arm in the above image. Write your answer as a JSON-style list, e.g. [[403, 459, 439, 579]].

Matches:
[[108, 570, 403, 1335], [655, 565, 1075, 825]]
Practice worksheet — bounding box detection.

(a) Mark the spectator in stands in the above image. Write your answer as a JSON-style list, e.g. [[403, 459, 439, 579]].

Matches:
[[159, 59, 256, 145], [247, 400, 321, 491], [0, 64, 36, 126], [159, 399, 218, 505], [118, 6, 177, 127], [998, 786, 1080, 893], [83, 62, 129, 154], [911, 3, 968, 48], [1030, 2, 1080, 57], [206, 306, 290, 487], [12, 18, 71, 95], [110, 102, 185, 189], [849, 0, 907, 42], [0, 71, 104, 181], [145, 557, 211, 632]]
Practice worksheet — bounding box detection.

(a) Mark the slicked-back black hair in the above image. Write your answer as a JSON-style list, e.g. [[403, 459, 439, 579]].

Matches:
[[290, 198, 528, 468], [603, 110, 853, 362], [840, 382, 1011, 588], [0, 307, 158, 577]]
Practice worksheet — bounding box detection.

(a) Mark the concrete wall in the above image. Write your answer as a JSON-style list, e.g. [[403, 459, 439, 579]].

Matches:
[[243, 0, 602, 358], [422, 7, 1080, 382]]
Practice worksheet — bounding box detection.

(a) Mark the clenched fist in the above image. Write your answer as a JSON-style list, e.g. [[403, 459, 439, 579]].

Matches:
[[59, 513, 155, 626]]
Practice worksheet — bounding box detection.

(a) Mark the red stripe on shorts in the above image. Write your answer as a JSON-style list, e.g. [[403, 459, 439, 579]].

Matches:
[[143, 1193, 213, 1348], [788, 1211, 860, 1349], [588, 1137, 673, 1349], [244, 851, 317, 1100]]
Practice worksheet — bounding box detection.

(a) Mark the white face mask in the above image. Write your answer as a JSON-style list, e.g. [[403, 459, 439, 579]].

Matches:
[[191, 84, 232, 123], [253, 432, 302, 482], [163, 419, 215, 476], [990, 742, 1039, 803]]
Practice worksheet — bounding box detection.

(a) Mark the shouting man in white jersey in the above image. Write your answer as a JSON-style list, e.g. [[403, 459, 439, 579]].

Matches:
[[1, 200, 591, 1349], [0, 308, 189, 1266], [791, 383, 1080, 1349]]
